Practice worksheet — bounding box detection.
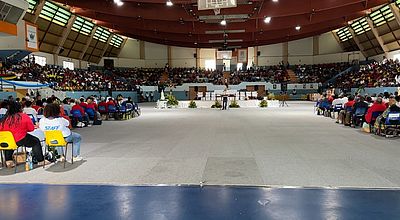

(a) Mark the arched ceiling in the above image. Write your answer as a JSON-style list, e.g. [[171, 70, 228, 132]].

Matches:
[[54, 0, 390, 48]]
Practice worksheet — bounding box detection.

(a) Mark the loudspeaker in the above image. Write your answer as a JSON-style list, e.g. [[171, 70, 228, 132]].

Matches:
[[104, 59, 114, 69], [194, 53, 197, 58], [194, 86, 199, 92], [257, 51, 261, 56], [254, 85, 259, 91]]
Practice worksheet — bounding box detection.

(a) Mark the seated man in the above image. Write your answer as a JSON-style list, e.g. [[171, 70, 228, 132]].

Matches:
[[338, 95, 355, 125], [375, 95, 400, 135], [85, 97, 98, 120], [365, 97, 386, 125], [23, 101, 38, 123], [71, 99, 89, 127]]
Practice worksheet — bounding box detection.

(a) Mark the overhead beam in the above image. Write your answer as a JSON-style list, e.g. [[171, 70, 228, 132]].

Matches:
[[331, 31, 347, 51], [348, 27, 369, 58], [116, 38, 128, 57], [99, 36, 113, 58], [54, 15, 77, 54], [79, 26, 98, 60], [390, 3, 400, 32], [32, 0, 45, 24], [366, 17, 389, 56]]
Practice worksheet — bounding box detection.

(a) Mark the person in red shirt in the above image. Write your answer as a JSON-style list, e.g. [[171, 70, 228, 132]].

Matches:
[[79, 98, 88, 110], [344, 96, 356, 109], [0, 101, 49, 167], [365, 97, 387, 124], [71, 99, 85, 115]]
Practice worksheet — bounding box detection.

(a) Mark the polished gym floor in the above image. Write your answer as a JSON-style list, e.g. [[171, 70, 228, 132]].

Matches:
[[1, 101, 400, 219]]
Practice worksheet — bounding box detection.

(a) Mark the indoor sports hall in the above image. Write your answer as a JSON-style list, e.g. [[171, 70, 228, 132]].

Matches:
[[1, 0, 400, 219]]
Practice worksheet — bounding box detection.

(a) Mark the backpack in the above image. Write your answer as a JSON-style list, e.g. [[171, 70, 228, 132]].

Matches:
[[93, 119, 102, 125]]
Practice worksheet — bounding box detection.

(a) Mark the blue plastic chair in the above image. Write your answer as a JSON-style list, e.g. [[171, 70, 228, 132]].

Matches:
[[85, 108, 96, 120]]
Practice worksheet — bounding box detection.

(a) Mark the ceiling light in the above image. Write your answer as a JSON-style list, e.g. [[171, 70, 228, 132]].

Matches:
[[166, 0, 173, 6], [264, 16, 271, 23], [113, 0, 123, 6], [220, 19, 227, 25], [295, 25, 301, 31], [272, 0, 278, 2]]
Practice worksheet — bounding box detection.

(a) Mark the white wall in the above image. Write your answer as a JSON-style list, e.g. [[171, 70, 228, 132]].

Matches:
[[118, 38, 140, 59], [0, 19, 26, 50], [288, 37, 313, 64], [319, 32, 343, 55], [258, 43, 283, 66], [199, 48, 216, 69], [144, 42, 167, 68], [98, 57, 144, 68], [171, 46, 196, 68]]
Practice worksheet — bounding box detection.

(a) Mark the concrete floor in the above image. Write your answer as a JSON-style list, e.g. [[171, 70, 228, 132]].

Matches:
[[1, 101, 400, 188]]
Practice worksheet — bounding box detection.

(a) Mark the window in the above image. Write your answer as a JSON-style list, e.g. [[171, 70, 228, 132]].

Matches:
[[205, 59, 216, 70], [93, 27, 111, 43], [33, 55, 46, 66], [63, 61, 74, 70], [369, 5, 395, 27], [27, 0, 38, 14], [237, 63, 243, 71], [110, 34, 124, 48], [393, 54, 400, 61], [39, 1, 71, 26], [336, 27, 352, 42], [350, 18, 371, 35], [72, 16, 95, 36]]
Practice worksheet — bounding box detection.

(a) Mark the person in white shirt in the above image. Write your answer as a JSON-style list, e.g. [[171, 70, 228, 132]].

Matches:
[[0, 100, 8, 116], [39, 103, 82, 161], [23, 101, 38, 123]]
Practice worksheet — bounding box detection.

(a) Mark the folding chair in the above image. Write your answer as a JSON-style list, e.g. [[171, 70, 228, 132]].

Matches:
[[352, 107, 368, 127], [44, 130, 73, 169], [0, 131, 26, 173], [384, 112, 400, 136]]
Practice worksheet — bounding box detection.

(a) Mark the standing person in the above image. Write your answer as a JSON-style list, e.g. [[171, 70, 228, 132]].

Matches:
[[150, 92, 154, 102], [107, 81, 112, 97], [0, 101, 50, 167], [222, 89, 228, 110]]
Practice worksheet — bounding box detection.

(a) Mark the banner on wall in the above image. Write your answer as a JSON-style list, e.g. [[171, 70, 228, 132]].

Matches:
[[25, 23, 39, 51], [238, 49, 247, 63]]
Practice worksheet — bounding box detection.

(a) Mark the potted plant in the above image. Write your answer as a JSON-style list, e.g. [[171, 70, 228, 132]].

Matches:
[[211, 100, 222, 108], [259, 100, 268, 108], [189, 100, 197, 108], [166, 94, 179, 107], [229, 100, 240, 108]]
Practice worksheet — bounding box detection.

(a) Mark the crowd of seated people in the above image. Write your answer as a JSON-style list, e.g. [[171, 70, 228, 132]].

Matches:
[[0, 93, 139, 169], [2, 60, 295, 92], [334, 59, 400, 89], [295, 62, 352, 83], [316, 91, 400, 137]]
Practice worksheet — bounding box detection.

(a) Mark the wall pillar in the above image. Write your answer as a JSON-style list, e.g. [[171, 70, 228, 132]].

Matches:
[[282, 42, 288, 64]]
